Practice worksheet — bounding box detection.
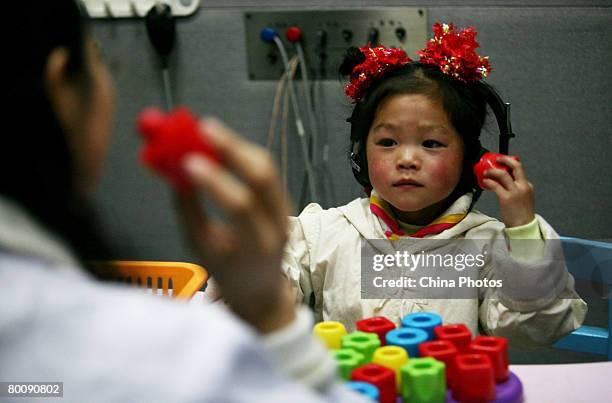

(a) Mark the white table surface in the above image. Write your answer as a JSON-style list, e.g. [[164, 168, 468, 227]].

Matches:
[[511, 361, 612, 402]]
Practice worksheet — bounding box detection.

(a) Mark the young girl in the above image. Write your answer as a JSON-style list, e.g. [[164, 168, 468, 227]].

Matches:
[[283, 23, 586, 347]]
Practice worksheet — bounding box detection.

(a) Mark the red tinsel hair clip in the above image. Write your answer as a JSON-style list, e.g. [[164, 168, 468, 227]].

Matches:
[[345, 23, 492, 102], [345, 46, 413, 102], [417, 22, 492, 83]]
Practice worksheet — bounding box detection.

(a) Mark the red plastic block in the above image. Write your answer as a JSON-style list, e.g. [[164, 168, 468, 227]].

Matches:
[[469, 336, 509, 383], [433, 324, 472, 353], [136, 107, 220, 193], [356, 317, 396, 347], [452, 354, 496, 402], [418, 340, 458, 387], [351, 363, 396, 403], [473, 152, 520, 190]]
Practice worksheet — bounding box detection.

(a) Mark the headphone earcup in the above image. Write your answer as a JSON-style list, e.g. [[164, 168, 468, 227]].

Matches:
[[350, 143, 370, 188], [472, 146, 490, 190]]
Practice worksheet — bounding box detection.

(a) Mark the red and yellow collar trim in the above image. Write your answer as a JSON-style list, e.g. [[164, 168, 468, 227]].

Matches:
[[370, 193, 466, 240]]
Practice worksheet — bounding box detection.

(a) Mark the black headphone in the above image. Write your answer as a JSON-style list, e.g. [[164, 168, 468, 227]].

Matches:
[[349, 81, 515, 194]]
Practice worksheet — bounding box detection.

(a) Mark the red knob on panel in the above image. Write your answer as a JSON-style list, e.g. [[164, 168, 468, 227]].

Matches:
[[285, 26, 302, 43]]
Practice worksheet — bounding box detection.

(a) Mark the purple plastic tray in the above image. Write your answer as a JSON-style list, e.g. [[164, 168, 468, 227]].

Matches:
[[445, 371, 523, 403]]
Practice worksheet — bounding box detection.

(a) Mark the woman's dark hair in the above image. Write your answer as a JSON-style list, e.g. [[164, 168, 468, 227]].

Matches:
[[340, 47, 488, 200], [3, 1, 112, 266]]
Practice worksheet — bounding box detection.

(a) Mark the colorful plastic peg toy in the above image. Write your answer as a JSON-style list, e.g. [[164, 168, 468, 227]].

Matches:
[[342, 332, 381, 363], [313, 321, 347, 349], [331, 348, 365, 380], [418, 340, 458, 388], [357, 316, 396, 346], [401, 312, 442, 341], [321, 313, 523, 403], [469, 336, 509, 383], [433, 324, 472, 353], [450, 354, 496, 402], [351, 364, 396, 403], [345, 381, 380, 401], [473, 152, 520, 190], [400, 357, 446, 403], [136, 107, 220, 193], [372, 346, 409, 392], [386, 327, 429, 358]]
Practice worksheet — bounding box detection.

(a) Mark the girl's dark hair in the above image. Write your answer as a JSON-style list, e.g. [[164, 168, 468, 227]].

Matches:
[[341, 47, 488, 199], [3, 1, 112, 266]]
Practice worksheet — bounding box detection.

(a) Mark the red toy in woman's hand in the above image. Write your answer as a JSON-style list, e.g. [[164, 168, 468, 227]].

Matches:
[[136, 107, 220, 193], [473, 152, 520, 190]]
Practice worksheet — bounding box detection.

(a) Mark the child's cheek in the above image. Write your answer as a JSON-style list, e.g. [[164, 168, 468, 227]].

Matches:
[[368, 156, 393, 187], [429, 157, 462, 189]]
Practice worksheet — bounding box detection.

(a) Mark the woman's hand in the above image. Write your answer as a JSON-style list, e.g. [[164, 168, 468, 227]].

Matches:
[[482, 155, 535, 228], [175, 118, 294, 334]]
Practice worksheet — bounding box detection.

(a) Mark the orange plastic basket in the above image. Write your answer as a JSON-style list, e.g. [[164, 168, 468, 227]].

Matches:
[[92, 261, 208, 299]]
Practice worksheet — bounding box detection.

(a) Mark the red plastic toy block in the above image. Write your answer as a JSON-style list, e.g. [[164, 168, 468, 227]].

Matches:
[[452, 354, 496, 402], [433, 324, 472, 353], [469, 336, 509, 383], [473, 152, 520, 190], [351, 363, 396, 403], [356, 317, 396, 347], [136, 107, 220, 193], [418, 340, 458, 387]]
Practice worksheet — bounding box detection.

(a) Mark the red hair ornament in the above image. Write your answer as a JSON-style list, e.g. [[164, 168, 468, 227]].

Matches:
[[418, 22, 492, 83], [345, 46, 413, 102], [345, 23, 492, 102]]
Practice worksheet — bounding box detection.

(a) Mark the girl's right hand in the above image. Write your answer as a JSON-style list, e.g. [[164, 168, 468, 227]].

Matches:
[[175, 118, 294, 334], [482, 155, 535, 228]]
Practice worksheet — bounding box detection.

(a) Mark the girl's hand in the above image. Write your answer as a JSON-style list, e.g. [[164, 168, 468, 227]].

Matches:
[[481, 155, 535, 228], [175, 118, 294, 334]]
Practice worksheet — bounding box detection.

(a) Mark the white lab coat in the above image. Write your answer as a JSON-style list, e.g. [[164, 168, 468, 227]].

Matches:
[[283, 194, 587, 348], [0, 196, 367, 403]]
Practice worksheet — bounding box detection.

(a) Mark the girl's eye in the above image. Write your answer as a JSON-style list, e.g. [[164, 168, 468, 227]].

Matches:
[[423, 140, 445, 148], [377, 138, 397, 147]]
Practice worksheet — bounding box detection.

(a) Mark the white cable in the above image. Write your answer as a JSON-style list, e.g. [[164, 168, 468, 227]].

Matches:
[[294, 42, 319, 167], [267, 57, 298, 206], [272, 36, 319, 202]]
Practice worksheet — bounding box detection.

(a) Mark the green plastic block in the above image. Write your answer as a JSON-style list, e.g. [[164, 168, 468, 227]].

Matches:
[[330, 348, 365, 380], [341, 331, 381, 364], [400, 357, 446, 403]]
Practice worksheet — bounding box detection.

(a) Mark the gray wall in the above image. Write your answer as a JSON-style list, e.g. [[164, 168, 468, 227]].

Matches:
[[92, 1, 612, 262]]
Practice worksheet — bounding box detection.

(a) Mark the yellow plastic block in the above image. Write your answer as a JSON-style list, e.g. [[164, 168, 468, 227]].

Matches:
[[313, 321, 348, 349], [373, 345, 409, 392]]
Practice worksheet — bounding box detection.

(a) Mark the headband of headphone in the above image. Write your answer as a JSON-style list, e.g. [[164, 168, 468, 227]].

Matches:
[[477, 81, 515, 155]]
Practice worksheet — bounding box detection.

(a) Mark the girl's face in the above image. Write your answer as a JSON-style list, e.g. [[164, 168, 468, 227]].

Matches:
[[366, 93, 464, 225]]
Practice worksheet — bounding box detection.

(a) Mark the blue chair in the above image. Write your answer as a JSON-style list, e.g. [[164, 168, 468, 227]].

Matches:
[[553, 237, 612, 359]]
